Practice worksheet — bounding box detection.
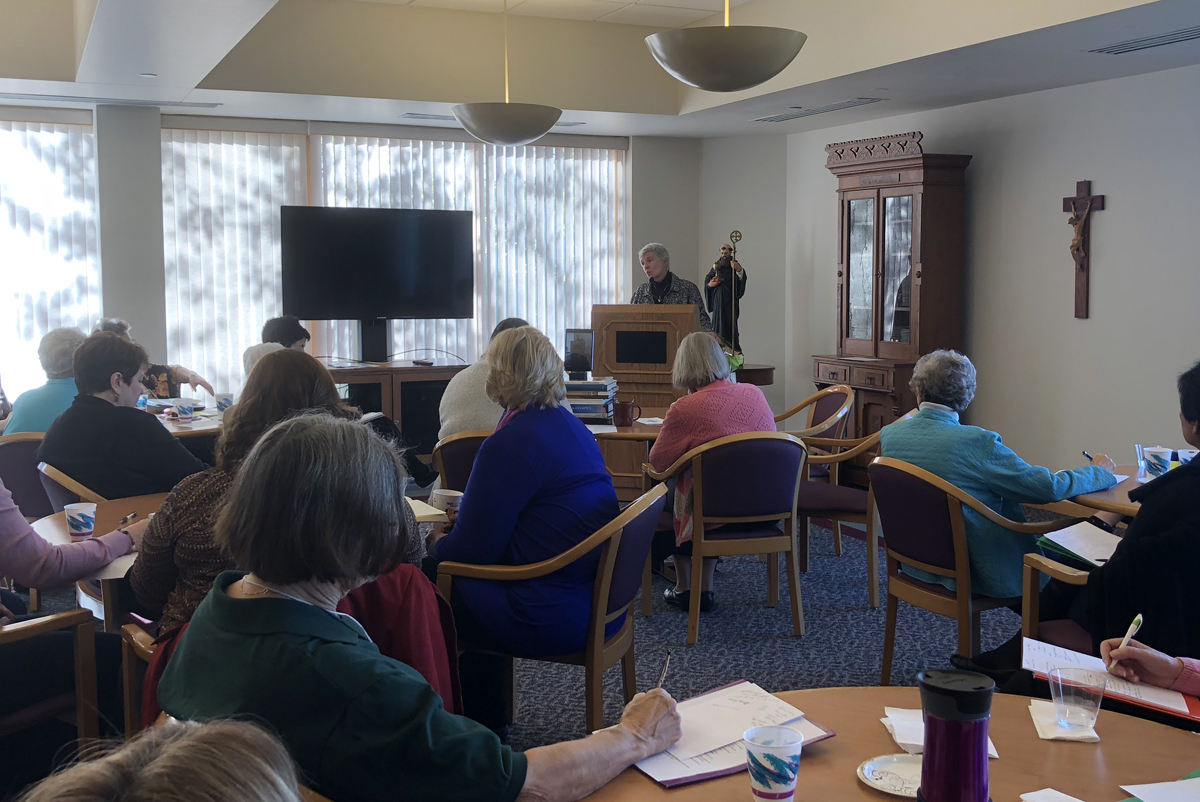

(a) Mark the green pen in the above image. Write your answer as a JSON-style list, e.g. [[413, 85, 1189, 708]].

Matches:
[[1108, 613, 1142, 673]]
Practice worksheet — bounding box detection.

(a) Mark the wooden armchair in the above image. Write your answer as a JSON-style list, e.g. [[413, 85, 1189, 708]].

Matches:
[[431, 430, 492, 492], [774, 385, 854, 440], [1021, 553, 1094, 654], [437, 484, 667, 733], [0, 432, 53, 521], [121, 623, 157, 739], [38, 461, 107, 510], [639, 432, 808, 645], [0, 609, 99, 744], [869, 457, 1084, 684]]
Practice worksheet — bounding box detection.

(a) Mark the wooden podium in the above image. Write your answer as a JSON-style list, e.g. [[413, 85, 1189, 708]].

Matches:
[[591, 304, 700, 408]]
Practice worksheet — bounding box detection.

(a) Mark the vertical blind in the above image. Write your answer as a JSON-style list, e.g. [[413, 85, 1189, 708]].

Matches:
[[0, 122, 101, 399], [161, 130, 308, 395]]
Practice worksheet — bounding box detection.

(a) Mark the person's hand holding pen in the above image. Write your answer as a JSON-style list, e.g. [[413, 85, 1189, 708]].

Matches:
[[1102, 638, 1185, 689], [1082, 451, 1117, 473]]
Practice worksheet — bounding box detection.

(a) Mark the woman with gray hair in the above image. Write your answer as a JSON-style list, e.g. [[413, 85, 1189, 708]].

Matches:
[[4, 327, 88, 434], [648, 332, 776, 611], [879, 349, 1117, 600], [630, 243, 713, 332]]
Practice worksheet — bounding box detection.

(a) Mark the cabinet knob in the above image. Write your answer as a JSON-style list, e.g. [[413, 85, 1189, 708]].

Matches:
[[915, 270, 921, 279], [837, 270, 843, 278], [828, 371, 837, 379], [867, 376, 876, 385]]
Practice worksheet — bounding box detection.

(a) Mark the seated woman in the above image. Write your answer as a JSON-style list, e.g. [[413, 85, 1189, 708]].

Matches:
[[427, 326, 618, 729], [880, 349, 1117, 600], [648, 332, 777, 613], [125, 348, 378, 631], [158, 414, 680, 802], [4, 327, 86, 434], [1103, 638, 1200, 697], [37, 332, 207, 499], [93, 318, 214, 399], [18, 719, 304, 802]]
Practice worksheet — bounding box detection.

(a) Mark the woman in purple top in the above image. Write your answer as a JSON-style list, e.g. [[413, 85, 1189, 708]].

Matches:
[[428, 326, 618, 733]]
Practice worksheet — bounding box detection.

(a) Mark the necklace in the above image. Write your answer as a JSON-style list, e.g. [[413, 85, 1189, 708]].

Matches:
[[239, 574, 372, 642]]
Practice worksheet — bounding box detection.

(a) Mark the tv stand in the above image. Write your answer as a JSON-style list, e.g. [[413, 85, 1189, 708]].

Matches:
[[360, 319, 390, 363]]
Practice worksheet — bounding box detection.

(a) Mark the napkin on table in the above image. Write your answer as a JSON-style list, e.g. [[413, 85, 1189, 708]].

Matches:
[[1020, 790, 1086, 802], [881, 708, 998, 758], [1028, 699, 1099, 742]]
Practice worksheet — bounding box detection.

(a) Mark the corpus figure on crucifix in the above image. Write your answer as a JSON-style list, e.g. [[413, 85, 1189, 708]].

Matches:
[[705, 241, 747, 352]]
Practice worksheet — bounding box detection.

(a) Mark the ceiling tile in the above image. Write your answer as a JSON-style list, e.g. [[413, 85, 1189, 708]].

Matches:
[[597, 3, 708, 26], [635, 0, 751, 11], [510, 0, 630, 22], [409, 0, 509, 12]]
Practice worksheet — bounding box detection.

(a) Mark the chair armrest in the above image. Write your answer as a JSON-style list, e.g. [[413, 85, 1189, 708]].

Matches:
[[120, 623, 157, 662], [1023, 553, 1088, 585], [0, 609, 94, 645], [805, 432, 881, 465]]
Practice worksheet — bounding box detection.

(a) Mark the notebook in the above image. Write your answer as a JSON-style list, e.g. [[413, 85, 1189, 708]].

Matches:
[[1036, 521, 1122, 566]]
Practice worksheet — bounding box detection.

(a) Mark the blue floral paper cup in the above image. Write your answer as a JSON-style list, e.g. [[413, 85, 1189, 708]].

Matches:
[[1143, 447, 1172, 478], [65, 502, 97, 540], [744, 725, 804, 802]]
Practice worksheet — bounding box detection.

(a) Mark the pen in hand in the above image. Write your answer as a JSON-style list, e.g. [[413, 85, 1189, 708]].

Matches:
[[1082, 451, 1093, 462], [1108, 613, 1143, 673], [656, 649, 672, 690]]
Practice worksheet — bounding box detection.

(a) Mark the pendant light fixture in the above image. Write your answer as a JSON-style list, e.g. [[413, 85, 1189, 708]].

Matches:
[[645, 0, 806, 93], [453, 0, 561, 147]]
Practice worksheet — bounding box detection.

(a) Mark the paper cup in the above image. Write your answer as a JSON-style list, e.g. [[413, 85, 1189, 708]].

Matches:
[[65, 502, 97, 540], [1178, 449, 1198, 466], [1143, 446, 1172, 478], [430, 489, 463, 512], [744, 726, 804, 802], [215, 392, 234, 413]]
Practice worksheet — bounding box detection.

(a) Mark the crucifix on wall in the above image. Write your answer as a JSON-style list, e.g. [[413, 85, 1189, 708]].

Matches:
[[1063, 180, 1105, 319]]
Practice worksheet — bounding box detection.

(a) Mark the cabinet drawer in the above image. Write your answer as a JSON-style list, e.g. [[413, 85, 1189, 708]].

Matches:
[[816, 363, 848, 383], [850, 367, 890, 390]]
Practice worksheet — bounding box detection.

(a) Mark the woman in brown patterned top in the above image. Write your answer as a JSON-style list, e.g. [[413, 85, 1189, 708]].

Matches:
[[126, 349, 422, 630]]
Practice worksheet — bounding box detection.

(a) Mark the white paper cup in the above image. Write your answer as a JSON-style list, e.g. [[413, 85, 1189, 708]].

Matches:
[[215, 392, 234, 413], [1143, 446, 1172, 478], [744, 726, 804, 802], [1178, 449, 1198, 466], [65, 502, 98, 540], [430, 489, 463, 512]]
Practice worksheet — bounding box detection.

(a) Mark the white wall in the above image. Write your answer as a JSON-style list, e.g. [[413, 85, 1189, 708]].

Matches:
[[629, 136, 701, 299], [774, 63, 1200, 469], [698, 135, 788, 410], [95, 104, 167, 359]]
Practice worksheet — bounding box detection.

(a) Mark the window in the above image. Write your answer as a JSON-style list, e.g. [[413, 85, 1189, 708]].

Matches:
[[0, 121, 101, 400]]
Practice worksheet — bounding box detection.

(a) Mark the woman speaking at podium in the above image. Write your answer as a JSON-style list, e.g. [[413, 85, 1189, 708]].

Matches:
[[630, 243, 712, 332]]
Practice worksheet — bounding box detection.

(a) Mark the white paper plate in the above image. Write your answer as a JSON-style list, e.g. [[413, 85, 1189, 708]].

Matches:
[[857, 753, 922, 798]]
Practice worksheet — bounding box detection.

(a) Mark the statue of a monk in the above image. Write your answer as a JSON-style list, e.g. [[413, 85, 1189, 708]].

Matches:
[[705, 243, 747, 351]]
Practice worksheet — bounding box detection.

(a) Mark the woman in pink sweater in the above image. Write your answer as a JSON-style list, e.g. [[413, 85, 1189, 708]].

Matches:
[[1102, 638, 1200, 697], [649, 333, 776, 612]]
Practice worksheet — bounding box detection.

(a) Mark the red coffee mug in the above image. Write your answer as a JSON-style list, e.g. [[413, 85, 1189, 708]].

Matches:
[[612, 400, 642, 427]]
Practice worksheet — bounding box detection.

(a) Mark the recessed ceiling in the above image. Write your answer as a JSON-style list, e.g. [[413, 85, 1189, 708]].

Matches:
[[354, 0, 752, 26]]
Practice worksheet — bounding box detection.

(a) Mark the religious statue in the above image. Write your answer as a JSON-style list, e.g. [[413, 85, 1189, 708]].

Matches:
[[1067, 199, 1091, 272], [705, 239, 747, 352]]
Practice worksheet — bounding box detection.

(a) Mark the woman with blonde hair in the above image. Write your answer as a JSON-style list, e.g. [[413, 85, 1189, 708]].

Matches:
[[427, 325, 619, 734], [19, 719, 303, 802]]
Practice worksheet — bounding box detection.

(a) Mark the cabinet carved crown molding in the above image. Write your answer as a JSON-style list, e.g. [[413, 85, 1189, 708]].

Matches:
[[825, 131, 924, 168]]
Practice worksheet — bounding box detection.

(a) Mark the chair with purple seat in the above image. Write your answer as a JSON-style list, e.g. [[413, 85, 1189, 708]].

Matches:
[[431, 429, 492, 492], [775, 385, 854, 447], [1021, 553, 1094, 654], [641, 431, 808, 645], [869, 457, 1084, 684], [437, 483, 667, 734], [0, 433, 53, 521]]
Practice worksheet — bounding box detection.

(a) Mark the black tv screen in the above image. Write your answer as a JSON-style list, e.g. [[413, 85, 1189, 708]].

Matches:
[[281, 206, 474, 320]]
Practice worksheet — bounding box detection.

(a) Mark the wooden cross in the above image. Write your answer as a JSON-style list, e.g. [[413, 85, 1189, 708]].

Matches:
[[1063, 180, 1104, 319]]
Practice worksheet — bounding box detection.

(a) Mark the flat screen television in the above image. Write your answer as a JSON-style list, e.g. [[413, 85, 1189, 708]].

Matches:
[[280, 206, 474, 321]]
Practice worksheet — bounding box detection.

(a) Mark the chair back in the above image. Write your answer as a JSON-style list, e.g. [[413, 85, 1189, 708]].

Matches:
[[0, 609, 99, 743], [38, 461, 107, 512], [694, 432, 807, 522], [868, 457, 965, 577], [431, 430, 492, 492], [0, 433, 53, 519], [774, 385, 854, 438], [603, 486, 667, 617]]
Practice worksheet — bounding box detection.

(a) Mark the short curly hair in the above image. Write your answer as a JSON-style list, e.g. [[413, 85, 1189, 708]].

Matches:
[[638, 242, 670, 268], [485, 326, 566, 411], [38, 327, 87, 379], [909, 349, 977, 413]]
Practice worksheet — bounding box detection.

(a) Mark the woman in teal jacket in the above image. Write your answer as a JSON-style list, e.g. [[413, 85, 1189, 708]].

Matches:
[[879, 350, 1117, 599]]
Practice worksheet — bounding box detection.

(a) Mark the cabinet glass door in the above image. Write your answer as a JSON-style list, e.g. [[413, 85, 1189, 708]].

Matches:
[[847, 197, 875, 343], [882, 195, 913, 344]]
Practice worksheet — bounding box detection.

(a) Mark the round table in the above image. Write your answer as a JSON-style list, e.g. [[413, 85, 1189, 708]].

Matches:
[[156, 413, 223, 439], [1071, 464, 1142, 518], [581, 687, 1198, 802]]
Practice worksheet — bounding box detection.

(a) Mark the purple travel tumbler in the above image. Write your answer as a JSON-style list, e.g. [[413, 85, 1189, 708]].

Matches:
[[916, 670, 995, 802]]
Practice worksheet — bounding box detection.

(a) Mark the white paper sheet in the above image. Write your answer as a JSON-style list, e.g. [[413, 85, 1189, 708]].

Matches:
[[1041, 521, 1122, 565], [881, 708, 997, 758], [637, 716, 827, 784], [1112, 474, 1130, 484], [1020, 789, 1086, 802], [636, 417, 664, 425], [665, 682, 806, 761], [1022, 638, 1191, 714], [585, 424, 618, 434], [1119, 777, 1200, 802]]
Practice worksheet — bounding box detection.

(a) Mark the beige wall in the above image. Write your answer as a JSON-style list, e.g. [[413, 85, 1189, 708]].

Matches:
[[629, 136, 701, 302], [698, 135, 788, 410], [773, 62, 1200, 469]]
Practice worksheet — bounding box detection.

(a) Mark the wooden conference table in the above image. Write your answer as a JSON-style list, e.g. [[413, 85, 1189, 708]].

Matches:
[[156, 413, 223, 439], [583, 686, 1198, 802], [590, 411, 664, 503], [1071, 464, 1143, 518]]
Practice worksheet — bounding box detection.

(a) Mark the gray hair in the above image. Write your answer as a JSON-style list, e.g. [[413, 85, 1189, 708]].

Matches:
[[672, 332, 730, 391], [93, 318, 132, 339], [38, 327, 87, 379], [910, 349, 977, 413], [638, 242, 670, 268]]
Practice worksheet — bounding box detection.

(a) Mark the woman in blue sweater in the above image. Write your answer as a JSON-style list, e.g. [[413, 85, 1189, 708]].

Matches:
[[880, 350, 1117, 600], [430, 325, 618, 732]]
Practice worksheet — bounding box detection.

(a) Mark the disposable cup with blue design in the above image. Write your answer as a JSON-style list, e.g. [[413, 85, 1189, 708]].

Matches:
[[744, 725, 804, 802], [65, 503, 98, 541], [215, 392, 234, 417], [1142, 446, 1172, 478]]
